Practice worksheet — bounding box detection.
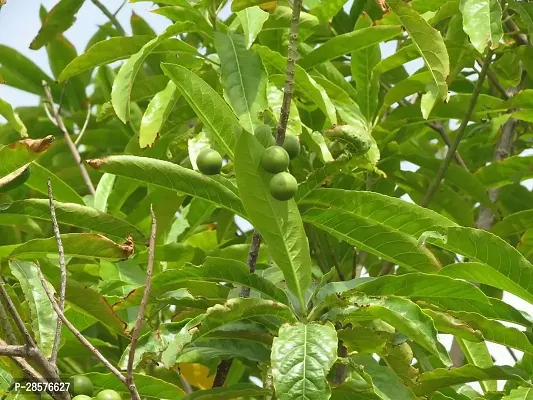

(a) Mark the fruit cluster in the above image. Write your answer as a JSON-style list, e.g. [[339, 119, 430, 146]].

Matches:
[[41, 376, 121, 400]]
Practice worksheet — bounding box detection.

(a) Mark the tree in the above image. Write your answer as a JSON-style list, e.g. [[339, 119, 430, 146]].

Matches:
[[0, 0, 533, 399]]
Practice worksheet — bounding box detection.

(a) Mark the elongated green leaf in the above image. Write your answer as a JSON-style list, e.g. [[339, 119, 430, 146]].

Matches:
[[139, 81, 180, 148], [184, 384, 270, 400], [237, 7, 269, 48], [256, 46, 337, 124], [112, 22, 192, 123], [338, 294, 451, 366], [459, 0, 503, 53], [491, 209, 533, 237], [457, 339, 496, 393], [271, 323, 338, 400], [267, 83, 302, 136], [25, 162, 84, 205], [431, 227, 533, 304], [86, 155, 245, 216], [58, 36, 197, 82], [309, 0, 346, 23], [215, 32, 268, 133], [351, 14, 381, 122], [10, 233, 134, 261], [502, 387, 533, 400], [475, 155, 533, 188], [148, 257, 290, 305], [300, 25, 402, 69], [84, 372, 185, 399], [9, 260, 57, 358], [231, 0, 275, 12], [300, 189, 456, 272], [0, 199, 144, 241], [235, 131, 312, 310], [423, 310, 483, 342], [161, 63, 239, 158], [178, 337, 270, 362], [0, 136, 54, 178], [30, 0, 84, 50], [0, 98, 27, 137], [317, 273, 489, 303], [388, 0, 450, 118], [511, 2, 533, 41], [412, 365, 531, 395], [94, 173, 116, 212]]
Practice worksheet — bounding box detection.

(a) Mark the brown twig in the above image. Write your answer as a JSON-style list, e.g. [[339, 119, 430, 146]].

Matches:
[[126, 206, 157, 400], [42, 81, 96, 195], [0, 344, 34, 358], [240, 231, 262, 298], [0, 300, 17, 344], [90, 0, 125, 35], [0, 339, 47, 389], [422, 50, 494, 207], [47, 179, 66, 366], [212, 359, 233, 388], [0, 282, 35, 347]]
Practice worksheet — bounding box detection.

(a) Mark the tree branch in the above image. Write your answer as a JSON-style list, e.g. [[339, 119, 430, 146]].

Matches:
[[126, 207, 156, 400], [240, 231, 262, 298], [212, 359, 233, 388], [42, 81, 96, 195], [0, 344, 33, 358], [0, 299, 17, 344], [421, 50, 494, 207], [47, 180, 66, 367], [90, 0, 125, 35], [0, 281, 34, 347]]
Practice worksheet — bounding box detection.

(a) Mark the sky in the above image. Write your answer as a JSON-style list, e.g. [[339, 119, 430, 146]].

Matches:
[[0, 0, 530, 378]]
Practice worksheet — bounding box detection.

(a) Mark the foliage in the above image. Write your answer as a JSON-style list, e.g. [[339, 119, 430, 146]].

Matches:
[[1, 0, 533, 399]]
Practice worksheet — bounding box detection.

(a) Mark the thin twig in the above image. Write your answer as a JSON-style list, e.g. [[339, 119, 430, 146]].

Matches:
[[90, 0, 126, 35], [47, 179, 66, 366], [114, 0, 128, 17], [36, 267, 127, 385], [477, 58, 509, 100], [42, 81, 96, 195], [74, 103, 92, 146], [0, 299, 17, 344], [240, 231, 262, 298], [0, 344, 33, 358], [126, 207, 157, 400], [43, 102, 58, 127], [421, 50, 494, 207], [0, 282, 34, 347], [275, 0, 303, 145]]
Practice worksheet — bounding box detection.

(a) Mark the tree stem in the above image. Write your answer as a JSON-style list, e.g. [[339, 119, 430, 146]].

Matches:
[[90, 0, 125, 35], [240, 231, 262, 298]]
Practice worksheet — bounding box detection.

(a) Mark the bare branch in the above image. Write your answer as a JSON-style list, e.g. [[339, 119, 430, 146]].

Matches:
[[0, 299, 17, 344], [0, 281, 35, 347], [47, 179, 66, 366], [74, 103, 92, 146], [126, 207, 157, 400], [0, 344, 33, 357], [90, 0, 125, 35], [42, 81, 96, 195], [422, 50, 494, 207], [240, 231, 262, 298], [36, 267, 127, 385], [0, 339, 46, 387]]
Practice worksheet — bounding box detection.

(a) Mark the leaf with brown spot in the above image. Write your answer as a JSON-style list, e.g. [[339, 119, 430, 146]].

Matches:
[[0, 135, 54, 179]]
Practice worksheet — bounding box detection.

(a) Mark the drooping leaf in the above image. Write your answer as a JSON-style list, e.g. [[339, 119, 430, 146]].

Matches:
[[0, 199, 145, 242], [0, 98, 27, 137], [459, 0, 503, 53], [235, 131, 312, 310], [0, 166, 30, 194], [9, 260, 57, 358], [29, 0, 84, 50], [271, 323, 338, 400], [86, 155, 245, 216], [236, 7, 270, 49], [161, 63, 239, 158], [93, 173, 116, 212], [0, 136, 54, 178]]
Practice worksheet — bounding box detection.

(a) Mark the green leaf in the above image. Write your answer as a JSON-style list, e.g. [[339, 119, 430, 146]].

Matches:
[[459, 0, 503, 53], [412, 365, 531, 396], [267, 83, 302, 136], [511, 1, 533, 42], [10, 233, 134, 261], [29, 0, 84, 50], [235, 131, 312, 311], [457, 339, 496, 393], [423, 310, 484, 342], [501, 388, 533, 400], [309, 0, 346, 23], [112, 22, 192, 123], [0, 136, 54, 178], [299, 189, 455, 272], [25, 162, 84, 205], [271, 323, 338, 400], [256, 46, 337, 124], [237, 7, 269, 49], [0, 98, 27, 137], [184, 384, 270, 400], [491, 210, 533, 237], [161, 63, 239, 158], [231, 0, 275, 12], [93, 173, 116, 212], [0, 199, 144, 242], [387, 0, 450, 118], [299, 25, 402, 69], [84, 372, 185, 399], [475, 155, 533, 188], [9, 260, 57, 358], [147, 257, 290, 305], [58, 36, 197, 82], [86, 155, 245, 216], [177, 337, 270, 362], [215, 33, 268, 133], [337, 294, 451, 366], [139, 81, 180, 148]]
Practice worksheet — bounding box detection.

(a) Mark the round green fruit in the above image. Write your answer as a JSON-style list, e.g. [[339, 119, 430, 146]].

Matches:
[[72, 396, 93, 400], [95, 389, 122, 400], [254, 124, 276, 148], [69, 375, 93, 396], [269, 172, 298, 201], [261, 146, 290, 174], [196, 149, 223, 175], [282, 135, 301, 159]]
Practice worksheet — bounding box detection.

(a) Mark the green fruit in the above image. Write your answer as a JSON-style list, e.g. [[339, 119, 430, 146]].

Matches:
[[196, 149, 223, 175], [72, 396, 93, 400], [282, 135, 301, 159], [269, 172, 297, 201], [69, 375, 93, 396], [261, 146, 290, 174], [255, 124, 276, 148], [95, 389, 122, 400], [389, 343, 413, 365]]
